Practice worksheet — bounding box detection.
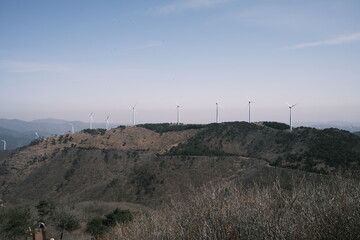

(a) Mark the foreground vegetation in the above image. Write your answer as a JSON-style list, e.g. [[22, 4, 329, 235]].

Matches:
[[2, 172, 359, 240], [0, 201, 132, 240], [2, 122, 360, 239], [107, 173, 360, 240]]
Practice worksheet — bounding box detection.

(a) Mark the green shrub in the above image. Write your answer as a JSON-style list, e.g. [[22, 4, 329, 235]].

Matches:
[[262, 121, 290, 130], [55, 211, 80, 240], [103, 209, 133, 227], [138, 123, 205, 133], [36, 200, 55, 220], [86, 209, 133, 238], [81, 128, 107, 135], [86, 218, 105, 238], [0, 207, 35, 239], [166, 122, 257, 156]]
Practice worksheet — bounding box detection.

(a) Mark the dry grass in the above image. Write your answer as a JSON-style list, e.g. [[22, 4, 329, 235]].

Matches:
[[106, 174, 360, 240]]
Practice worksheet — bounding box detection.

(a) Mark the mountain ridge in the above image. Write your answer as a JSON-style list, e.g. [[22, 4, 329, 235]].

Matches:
[[1, 122, 359, 211]]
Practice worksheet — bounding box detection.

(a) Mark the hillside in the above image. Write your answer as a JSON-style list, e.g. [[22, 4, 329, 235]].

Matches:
[[167, 122, 360, 173], [1, 122, 359, 210]]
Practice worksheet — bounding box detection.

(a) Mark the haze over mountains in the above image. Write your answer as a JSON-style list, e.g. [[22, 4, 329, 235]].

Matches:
[[0, 118, 116, 150]]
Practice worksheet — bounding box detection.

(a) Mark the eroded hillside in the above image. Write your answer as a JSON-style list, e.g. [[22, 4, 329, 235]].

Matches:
[[1, 122, 359, 210], [0, 126, 200, 205]]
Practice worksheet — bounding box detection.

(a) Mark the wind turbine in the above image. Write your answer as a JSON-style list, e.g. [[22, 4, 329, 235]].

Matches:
[[89, 112, 93, 129], [215, 102, 219, 123], [132, 104, 137, 126], [176, 102, 180, 125], [248, 99, 254, 123], [69, 123, 75, 134], [35, 132, 40, 139], [287, 102, 297, 132], [1, 140, 6, 150], [105, 115, 110, 130]]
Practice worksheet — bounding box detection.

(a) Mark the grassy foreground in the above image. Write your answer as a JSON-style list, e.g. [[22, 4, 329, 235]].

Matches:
[[106, 174, 360, 240]]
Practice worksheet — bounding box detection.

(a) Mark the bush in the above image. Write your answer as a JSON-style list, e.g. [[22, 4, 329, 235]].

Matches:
[[86, 209, 133, 238], [262, 121, 290, 130], [106, 174, 360, 240], [86, 218, 105, 238], [138, 123, 205, 133], [0, 207, 35, 239], [36, 200, 55, 220], [55, 211, 80, 240], [103, 209, 133, 227], [81, 128, 107, 135]]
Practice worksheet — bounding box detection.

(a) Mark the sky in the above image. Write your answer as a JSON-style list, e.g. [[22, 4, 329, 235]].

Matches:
[[1, 0, 360, 125]]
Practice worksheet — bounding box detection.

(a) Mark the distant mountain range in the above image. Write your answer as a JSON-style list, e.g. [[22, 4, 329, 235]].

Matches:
[[298, 121, 360, 132], [0, 118, 117, 150], [0, 127, 34, 150]]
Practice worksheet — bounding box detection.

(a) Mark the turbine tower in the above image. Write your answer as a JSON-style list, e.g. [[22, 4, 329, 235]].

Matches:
[[248, 99, 254, 123], [132, 104, 137, 126], [216, 102, 219, 123], [69, 123, 75, 134], [176, 102, 180, 125], [1, 140, 6, 150], [89, 112, 93, 129], [287, 102, 297, 132], [105, 115, 110, 130]]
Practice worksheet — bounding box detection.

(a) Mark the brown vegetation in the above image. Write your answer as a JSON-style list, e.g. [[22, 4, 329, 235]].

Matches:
[[1, 123, 360, 239], [107, 174, 360, 240]]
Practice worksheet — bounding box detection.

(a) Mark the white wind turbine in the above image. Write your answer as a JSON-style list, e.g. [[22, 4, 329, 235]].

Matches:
[[69, 123, 75, 134], [176, 102, 180, 125], [248, 98, 254, 123], [1, 140, 6, 150], [215, 102, 219, 123], [287, 102, 297, 132], [89, 112, 94, 129], [105, 115, 110, 130], [131, 104, 137, 126], [35, 132, 40, 139]]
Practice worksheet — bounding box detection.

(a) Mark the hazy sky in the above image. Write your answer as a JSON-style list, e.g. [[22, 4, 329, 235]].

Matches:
[[1, 0, 360, 124]]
